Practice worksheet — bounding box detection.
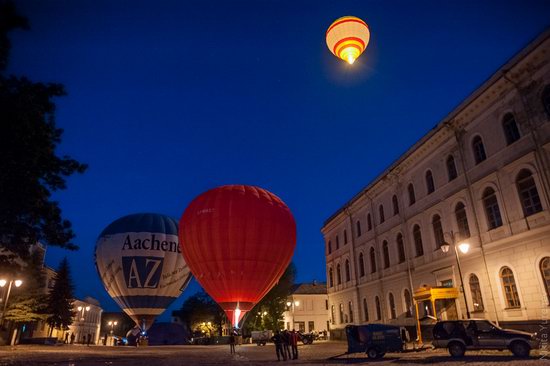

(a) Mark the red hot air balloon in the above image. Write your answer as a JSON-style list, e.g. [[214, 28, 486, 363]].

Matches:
[[179, 185, 296, 327]]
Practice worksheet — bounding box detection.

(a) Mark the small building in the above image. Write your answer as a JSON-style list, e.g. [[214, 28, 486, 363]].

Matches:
[[67, 297, 103, 345], [282, 282, 329, 334]]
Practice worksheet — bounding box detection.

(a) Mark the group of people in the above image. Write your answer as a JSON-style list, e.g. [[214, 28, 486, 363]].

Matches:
[[63, 332, 92, 346], [271, 330, 299, 361]]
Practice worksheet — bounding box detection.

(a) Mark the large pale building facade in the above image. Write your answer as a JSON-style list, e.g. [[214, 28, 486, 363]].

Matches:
[[322, 29, 550, 339]]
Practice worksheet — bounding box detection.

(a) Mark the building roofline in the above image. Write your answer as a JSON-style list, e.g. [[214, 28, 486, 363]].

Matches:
[[323, 26, 550, 229]]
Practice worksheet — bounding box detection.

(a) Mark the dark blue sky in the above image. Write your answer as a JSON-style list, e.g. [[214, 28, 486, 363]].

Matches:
[[8, 1, 550, 319]]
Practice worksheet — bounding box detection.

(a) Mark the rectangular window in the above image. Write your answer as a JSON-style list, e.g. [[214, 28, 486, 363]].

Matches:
[[308, 321, 315, 332]]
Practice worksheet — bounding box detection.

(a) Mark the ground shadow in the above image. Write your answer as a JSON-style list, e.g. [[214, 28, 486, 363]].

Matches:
[[392, 354, 537, 364]]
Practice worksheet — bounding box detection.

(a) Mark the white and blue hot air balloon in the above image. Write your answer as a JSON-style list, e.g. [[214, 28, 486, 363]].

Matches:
[[95, 213, 191, 331]]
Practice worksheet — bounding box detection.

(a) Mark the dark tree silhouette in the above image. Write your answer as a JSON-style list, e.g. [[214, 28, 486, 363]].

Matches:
[[46, 257, 75, 335], [0, 1, 87, 266], [177, 290, 226, 336]]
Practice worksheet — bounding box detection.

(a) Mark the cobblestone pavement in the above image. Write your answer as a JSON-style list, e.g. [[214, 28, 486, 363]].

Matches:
[[0, 341, 548, 366]]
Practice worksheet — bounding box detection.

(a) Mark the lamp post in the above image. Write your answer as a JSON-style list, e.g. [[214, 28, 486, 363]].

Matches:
[[286, 300, 300, 330], [77, 305, 90, 343], [108, 320, 118, 346], [440, 231, 471, 319], [0, 278, 23, 325]]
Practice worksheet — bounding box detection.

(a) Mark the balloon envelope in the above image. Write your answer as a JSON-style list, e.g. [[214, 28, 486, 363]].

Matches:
[[179, 185, 296, 326], [95, 213, 192, 331]]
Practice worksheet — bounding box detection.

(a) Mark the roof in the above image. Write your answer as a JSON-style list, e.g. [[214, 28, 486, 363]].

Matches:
[[290, 282, 327, 295], [323, 27, 550, 228]]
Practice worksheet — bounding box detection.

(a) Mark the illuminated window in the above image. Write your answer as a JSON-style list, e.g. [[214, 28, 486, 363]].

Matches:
[[516, 169, 542, 217], [483, 187, 502, 229], [331, 305, 335, 324], [447, 155, 458, 181], [339, 303, 344, 324], [469, 274, 484, 312], [396, 233, 405, 263], [455, 202, 470, 238], [413, 224, 424, 257], [472, 136, 487, 164], [500, 267, 520, 308], [426, 170, 435, 194], [502, 113, 520, 145]]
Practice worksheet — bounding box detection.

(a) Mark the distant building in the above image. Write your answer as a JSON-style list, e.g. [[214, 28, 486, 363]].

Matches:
[[282, 282, 329, 334], [322, 29, 550, 339]]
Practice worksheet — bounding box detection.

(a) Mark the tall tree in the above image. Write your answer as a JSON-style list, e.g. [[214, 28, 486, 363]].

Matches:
[[0, 0, 87, 267], [245, 263, 297, 331], [177, 290, 226, 336], [45, 257, 75, 335]]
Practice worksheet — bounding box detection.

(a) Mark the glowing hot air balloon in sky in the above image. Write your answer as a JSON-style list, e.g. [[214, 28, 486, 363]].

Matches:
[[179, 185, 296, 327], [95, 213, 191, 331], [326, 15, 370, 65]]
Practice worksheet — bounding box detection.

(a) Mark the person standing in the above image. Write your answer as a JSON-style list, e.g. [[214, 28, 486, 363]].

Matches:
[[290, 330, 299, 360], [282, 330, 291, 360], [229, 330, 236, 354], [64, 332, 69, 344], [70, 332, 75, 344], [271, 330, 286, 361]]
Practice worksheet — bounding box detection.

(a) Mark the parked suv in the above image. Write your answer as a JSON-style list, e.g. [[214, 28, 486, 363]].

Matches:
[[432, 319, 538, 358]]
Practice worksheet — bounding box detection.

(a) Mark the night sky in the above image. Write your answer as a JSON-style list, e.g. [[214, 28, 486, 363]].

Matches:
[[7, 1, 550, 320]]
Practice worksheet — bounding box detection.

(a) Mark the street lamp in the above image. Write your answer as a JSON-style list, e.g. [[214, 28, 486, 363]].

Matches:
[[0, 278, 23, 324], [77, 305, 90, 321], [440, 231, 471, 319], [286, 299, 300, 330]]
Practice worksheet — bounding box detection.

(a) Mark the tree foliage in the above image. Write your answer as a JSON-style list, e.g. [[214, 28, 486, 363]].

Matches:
[[45, 257, 75, 332], [245, 262, 296, 331], [177, 290, 226, 336], [3, 248, 49, 323], [0, 0, 87, 266]]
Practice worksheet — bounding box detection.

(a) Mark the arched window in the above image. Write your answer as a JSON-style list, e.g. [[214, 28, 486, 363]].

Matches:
[[483, 187, 503, 229], [336, 235, 340, 250], [404, 289, 412, 317], [363, 298, 369, 321], [339, 303, 344, 323], [367, 213, 372, 231], [336, 264, 342, 285], [413, 224, 424, 257], [358, 253, 365, 277], [472, 136, 487, 164], [379, 204, 385, 224], [382, 240, 390, 269], [396, 233, 405, 263], [356, 220, 362, 237], [408, 183, 416, 206], [375, 296, 381, 320], [426, 170, 435, 194], [500, 266, 521, 308], [344, 230, 348, 244], [469, 274, 484, 312], [516, 169, 542, 217], [327, 240, 332, 254], [388, 293, 396, 319], [331, 305, 335, 324], [502, 113, 520, 145], [455, 202, 470, 238], [345, 259, 351, 282], [447, 155, 458, 181], [542, 85, 550, 117], [432, 214, 445, 249], [328, 267, 334, 287], [348, 301, 354, 323], [540, 257, 550, 305], [369, 247, 377, 273], [392, 195, 399, 215]]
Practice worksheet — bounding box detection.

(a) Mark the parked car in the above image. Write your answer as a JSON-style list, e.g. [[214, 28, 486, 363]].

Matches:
[[251, 330, 272, 346], [346, 324, 405, 359], [432, 319, 539, 358]]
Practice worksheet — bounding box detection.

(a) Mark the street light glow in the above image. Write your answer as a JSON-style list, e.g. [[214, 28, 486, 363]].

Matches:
[[286, 301, 291, 307], [108, 321, 113, 326], [294, 300, 300, 306], [0, 279, 6, 287], [77, 306, 82, 311], [85, 306, 90, 311], [14, 280, 22, 287], [458, 242, 470, 254]]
